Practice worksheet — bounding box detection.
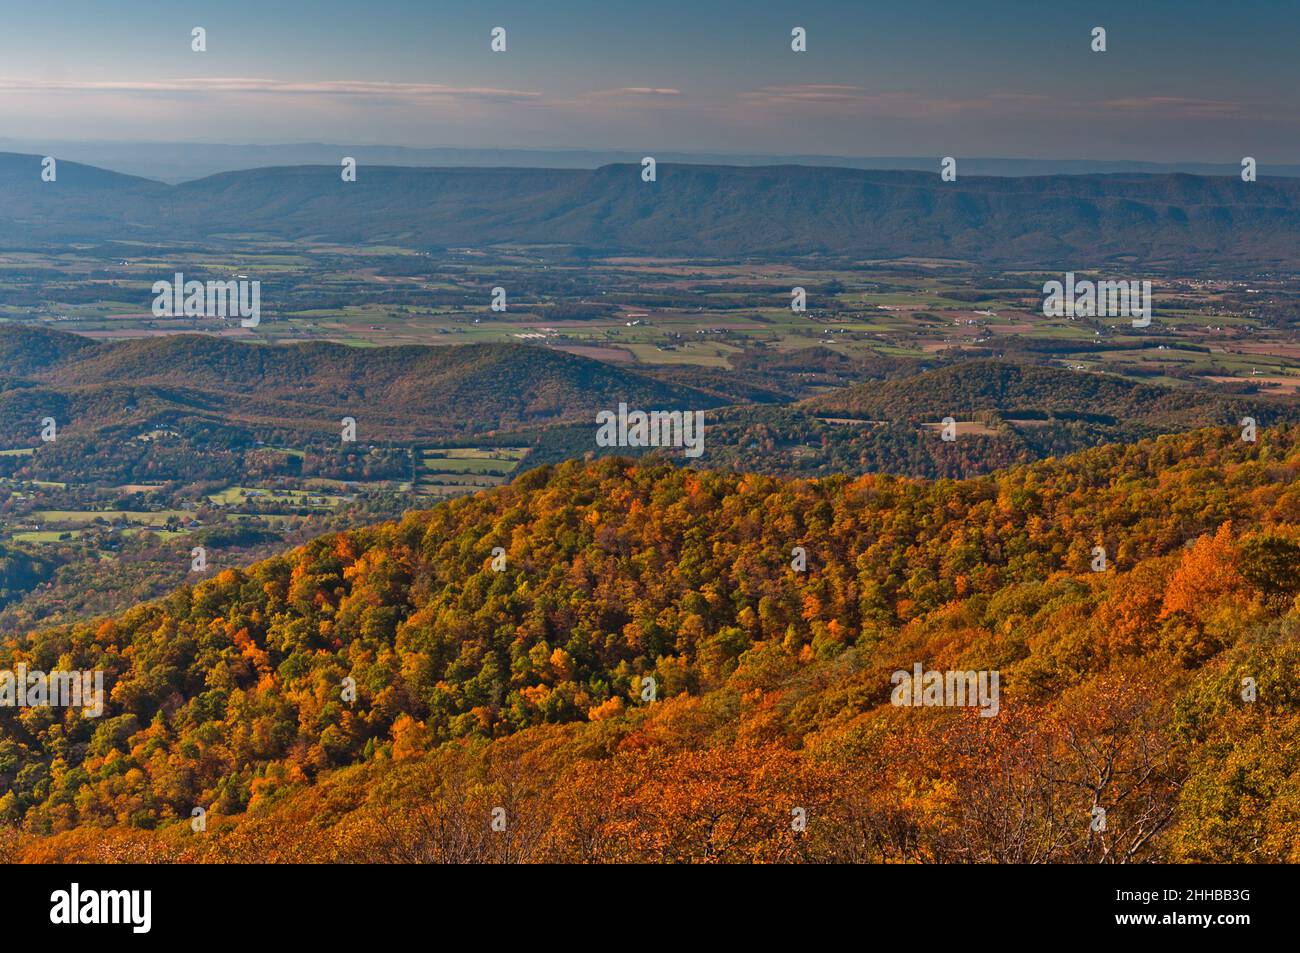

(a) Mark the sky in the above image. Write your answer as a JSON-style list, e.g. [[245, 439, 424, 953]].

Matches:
[[0, 0, 1296, 161]]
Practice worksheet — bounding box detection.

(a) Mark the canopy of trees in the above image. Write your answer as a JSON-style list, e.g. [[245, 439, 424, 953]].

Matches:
[[3, 424, 1299, 862]]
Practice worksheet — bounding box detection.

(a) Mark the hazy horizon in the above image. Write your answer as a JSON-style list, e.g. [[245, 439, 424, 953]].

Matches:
[[2, 0, 1297, 163], [6, 137, 1300, 185]]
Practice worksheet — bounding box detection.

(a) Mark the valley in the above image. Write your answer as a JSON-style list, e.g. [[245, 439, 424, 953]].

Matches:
[[0, 233, 1297, 634], [0, 158, 1297, 866]]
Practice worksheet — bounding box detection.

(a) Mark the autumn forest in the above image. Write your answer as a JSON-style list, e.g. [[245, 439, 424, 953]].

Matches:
[[3, 423, 1297, 863]]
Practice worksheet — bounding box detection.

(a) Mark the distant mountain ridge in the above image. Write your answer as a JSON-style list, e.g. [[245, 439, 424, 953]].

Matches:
[[5, 139, 1292, 183], [3, 152, 1300, 266]]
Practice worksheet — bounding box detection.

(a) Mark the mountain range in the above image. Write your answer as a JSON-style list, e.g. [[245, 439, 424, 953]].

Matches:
[[5, 152, 1300, 266], [7, 139, 1295, 184]]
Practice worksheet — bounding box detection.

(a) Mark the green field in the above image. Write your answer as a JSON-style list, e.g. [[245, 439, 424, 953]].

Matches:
[[32, 509, 189, 525], [417, 447, 530, 494]]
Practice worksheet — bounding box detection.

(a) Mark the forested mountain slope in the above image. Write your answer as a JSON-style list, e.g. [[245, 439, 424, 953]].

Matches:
[[3, 424, 1299, 862]]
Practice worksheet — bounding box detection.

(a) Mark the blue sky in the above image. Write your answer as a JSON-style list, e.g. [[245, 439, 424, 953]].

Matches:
[[0, 0, 1295, 160]]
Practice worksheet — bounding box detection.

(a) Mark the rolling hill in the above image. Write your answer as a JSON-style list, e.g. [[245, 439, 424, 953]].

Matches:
[[803, 359, 1291, 428], [518, 360, 1299, 481], [0, 325, 725, 443], [4, 326, 1295, 485]]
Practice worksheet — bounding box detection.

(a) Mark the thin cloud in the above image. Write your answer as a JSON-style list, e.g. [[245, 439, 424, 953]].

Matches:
[[739, 84, 868, 104], [589, 87, 681, 97], [1100, 96, 1244, 118], [736, 86, 990, 116], [0, 77, 541, 104]]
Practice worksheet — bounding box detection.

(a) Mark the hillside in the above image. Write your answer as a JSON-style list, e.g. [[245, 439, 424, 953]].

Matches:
[[0, 152, 170, 246], [803, 359, 1290, 428], [0, 326, 724, 443], [4, 153, 1300, 265], [5, 325, 1291, 485], [4, 425, 1299, 862], [530, 361, 1300, 481]]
